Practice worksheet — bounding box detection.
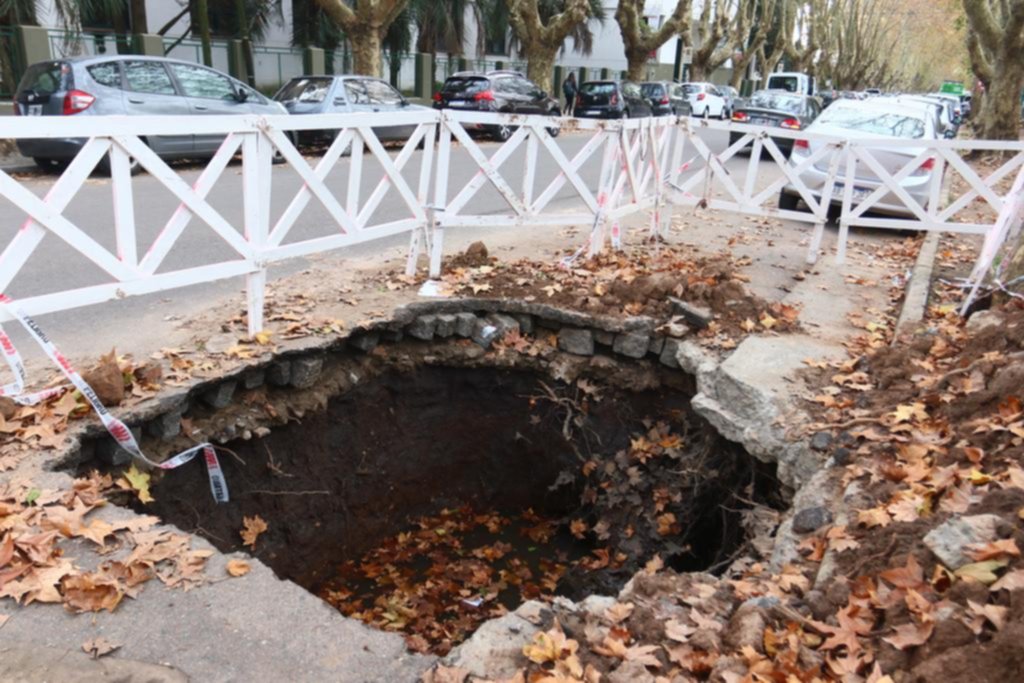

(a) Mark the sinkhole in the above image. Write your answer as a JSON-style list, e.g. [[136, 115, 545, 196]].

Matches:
[[79, 351, 782, 654]]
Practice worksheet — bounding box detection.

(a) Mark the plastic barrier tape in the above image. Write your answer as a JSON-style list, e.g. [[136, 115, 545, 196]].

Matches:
[[0, 294, 228, 503]]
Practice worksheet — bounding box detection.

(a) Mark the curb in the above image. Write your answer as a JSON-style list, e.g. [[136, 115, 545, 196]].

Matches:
[[894, 230, 940, 337]]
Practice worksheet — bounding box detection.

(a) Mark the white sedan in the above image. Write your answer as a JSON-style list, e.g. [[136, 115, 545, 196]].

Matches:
[[682, 82, 728, 119]]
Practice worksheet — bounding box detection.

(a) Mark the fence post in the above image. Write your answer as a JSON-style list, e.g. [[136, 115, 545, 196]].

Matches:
[[414, 53, 433, 100], [304, 47, 325, 75], [430, 113, 454, 278], [243, 124, 273, 338]]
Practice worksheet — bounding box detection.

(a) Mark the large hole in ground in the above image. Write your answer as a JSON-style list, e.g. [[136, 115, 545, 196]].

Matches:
[[83, 359, 782, 654]]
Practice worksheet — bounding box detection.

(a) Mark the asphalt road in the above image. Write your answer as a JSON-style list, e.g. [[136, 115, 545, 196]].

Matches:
[[0, 126, 782, 355]]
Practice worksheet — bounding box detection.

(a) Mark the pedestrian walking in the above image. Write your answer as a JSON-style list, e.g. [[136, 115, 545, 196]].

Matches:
[[562, 72, 578, 116]]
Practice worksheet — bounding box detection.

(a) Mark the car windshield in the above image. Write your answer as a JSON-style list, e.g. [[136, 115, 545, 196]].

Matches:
[[580, 83, 615, 95], [682, 85, 701, 95], [18, 61, 69, 94], [275, 77, 333, 103], [641, 83, 665, 97], [750, 92, 802, 114], [818, 106, 926, 138], [442, 77, 489, 96], [767, 76, 799, 93]]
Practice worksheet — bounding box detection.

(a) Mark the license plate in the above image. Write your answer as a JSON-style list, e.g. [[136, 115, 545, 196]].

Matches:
[[750, 117, 768, 125], [583, 109, 600, 116], [448, 101, 471, 108], [27, 104, 42, 116], [832, 183, 870, 202]]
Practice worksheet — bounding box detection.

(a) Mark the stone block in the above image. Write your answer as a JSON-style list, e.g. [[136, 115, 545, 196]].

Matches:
[[791, 507, 832, 534], [472, 319, 500, 348], [488, 314, 520, 338], [290, 357, 323, 389], [558, 328, 594, 356], [146, 409, 183, 441], [668, 297, 714, 329], [435, 314, 458, 338], [593, 329, 615, 346], [407, 315, 438, 341], [243, 370, 265, 390], [202, 381, 236, 409], [267, 361, 291, 386], [513, 314, 534, 335], [613, 331, 650, 359], [660, 338, 682, 368], [455, 313, 477, 337], [348, 332, 380, 353], [648, 336, 665, 355]]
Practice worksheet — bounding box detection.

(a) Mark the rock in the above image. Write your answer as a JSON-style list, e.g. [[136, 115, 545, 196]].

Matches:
[[724, 603, 769, 653], [348, 332, 379, 353], [513, 314, 534, 335], [267, 361, 291, 386], [831, 447, 852, 467], [201, 381, 236, 410], [791, 507, 832, 534], [435, 314, 458, 338], [472, 320, 500, 348], [675, 340, 717, 376], [613, 331, 650, 359], [578, 595, 617, 617], [0, 397, 17, 420], [924, 514, 1005, 569], [558, 328, 594, 356], [668, 297, 713, 329], [664, 321, 690, 338], [81, 350, 125, 407], [593, 329, 615, 346], [966, 309, 1004, 334], [660, 338, 682, 368], [382, 329, 403, 343], [809, 431, 833, 452], [443, 609, 538, 680], [648, 336, 665, 355], [488, 314, 521, 339], [407, 315, 438, 341], [146, 408, 183, 441], [455, 313, 477, 338], [608, 660, 657, 683], [242, 370, 265, 390], [290, 357, 323, 389]]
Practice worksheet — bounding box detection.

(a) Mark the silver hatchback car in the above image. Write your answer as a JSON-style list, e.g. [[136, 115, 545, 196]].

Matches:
[[14, 55, 286, 172]]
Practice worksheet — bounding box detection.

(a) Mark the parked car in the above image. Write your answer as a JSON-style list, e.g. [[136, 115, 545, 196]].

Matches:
[[930, 92, 964, 124], [718, 85, 741, 116], [640, 81, 691, 116], [574, 80, 653, 119], [894, 95, 957, 138], [778, 99, 940, 217], [728, 90, 822, 153], [765, 72, 816, 96], [274, 75, 428, 145], [682, 82, 728, 118], [14, 55, 286, 173], [432, 70, 561, 141]]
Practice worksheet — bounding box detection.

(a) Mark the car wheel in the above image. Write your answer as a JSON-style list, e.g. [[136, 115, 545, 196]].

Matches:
[[720, 108, 728, 120], [547, 109, 561, 137], [778, 191, 800, 211], [494, 124, 514, 142], [32, 157, 68, 174], [702, 108, 710, 120]]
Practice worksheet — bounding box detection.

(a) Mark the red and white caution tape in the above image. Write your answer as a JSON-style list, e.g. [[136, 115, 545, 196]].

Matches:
[[0, 295, 229, 503]]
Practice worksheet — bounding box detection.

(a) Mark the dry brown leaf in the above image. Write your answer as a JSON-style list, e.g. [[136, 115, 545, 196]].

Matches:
[[240, 515, 268, 549], [226, 559, 251, 577], [82, 636, 121, 659]]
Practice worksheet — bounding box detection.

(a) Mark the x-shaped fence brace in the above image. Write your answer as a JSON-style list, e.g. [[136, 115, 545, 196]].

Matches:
[[0, 112, 1023, 338]]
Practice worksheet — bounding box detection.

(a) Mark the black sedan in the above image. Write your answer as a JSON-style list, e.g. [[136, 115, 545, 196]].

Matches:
[[728, 90, 822, 153], [641, 81, 692, 116], [574, 81, 653, 119], [432, 70, 561, 141]]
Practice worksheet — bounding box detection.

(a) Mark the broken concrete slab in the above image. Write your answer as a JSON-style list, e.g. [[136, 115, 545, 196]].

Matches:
[[924, 514, 1005, 569], [0, 644, 188, 683], [668, 297, 713, 329]]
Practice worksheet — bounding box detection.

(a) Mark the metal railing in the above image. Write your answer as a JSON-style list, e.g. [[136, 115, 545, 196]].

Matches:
[[47, 29, 136, 59], [0, 111, 1021, 338]]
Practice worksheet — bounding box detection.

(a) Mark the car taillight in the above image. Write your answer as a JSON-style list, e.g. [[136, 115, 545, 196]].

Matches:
[[731, 111, 748, 122], [473, 90, 495, 102], [611, 93, 619, 106], [63, 89, 95, 115], [780, 118, 801, 129], [913, 157, 936, 175], [697, 93, 706, 101], [793, 139, 810, 152], [660, 96, 670, 105], [432, 91, 442, 102]]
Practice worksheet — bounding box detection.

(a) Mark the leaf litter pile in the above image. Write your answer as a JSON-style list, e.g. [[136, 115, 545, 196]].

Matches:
[[422, 300, 1024, 681]]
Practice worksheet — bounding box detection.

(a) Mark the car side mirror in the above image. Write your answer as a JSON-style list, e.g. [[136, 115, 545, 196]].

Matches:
[[234, 87, 249, 103]]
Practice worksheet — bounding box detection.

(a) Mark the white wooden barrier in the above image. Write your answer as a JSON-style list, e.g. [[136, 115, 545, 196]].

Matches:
[[1, 110, 1022, 339]]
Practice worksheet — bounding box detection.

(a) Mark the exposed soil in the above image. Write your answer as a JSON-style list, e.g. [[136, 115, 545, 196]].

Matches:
[[118, 359, 778, 653]]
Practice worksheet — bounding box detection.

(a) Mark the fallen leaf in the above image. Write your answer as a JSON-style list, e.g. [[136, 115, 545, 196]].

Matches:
[[882, 620, 934, 650], [82, 637, 120, 659], [226, 559, 251, 577], [955, 560, 1009, 585], [122, 465, 154, 504], [240, 515, 268, 549]]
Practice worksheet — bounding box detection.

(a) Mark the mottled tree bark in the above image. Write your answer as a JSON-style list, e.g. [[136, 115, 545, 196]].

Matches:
[[615, 0, 692, 82], [507, 0, 590, 93], [962, 0, 1024, 141], [315, 0, 410, 76]]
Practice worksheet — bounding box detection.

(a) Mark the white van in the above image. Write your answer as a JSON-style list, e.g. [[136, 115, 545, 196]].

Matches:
[[765, 72, 815, 97]]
